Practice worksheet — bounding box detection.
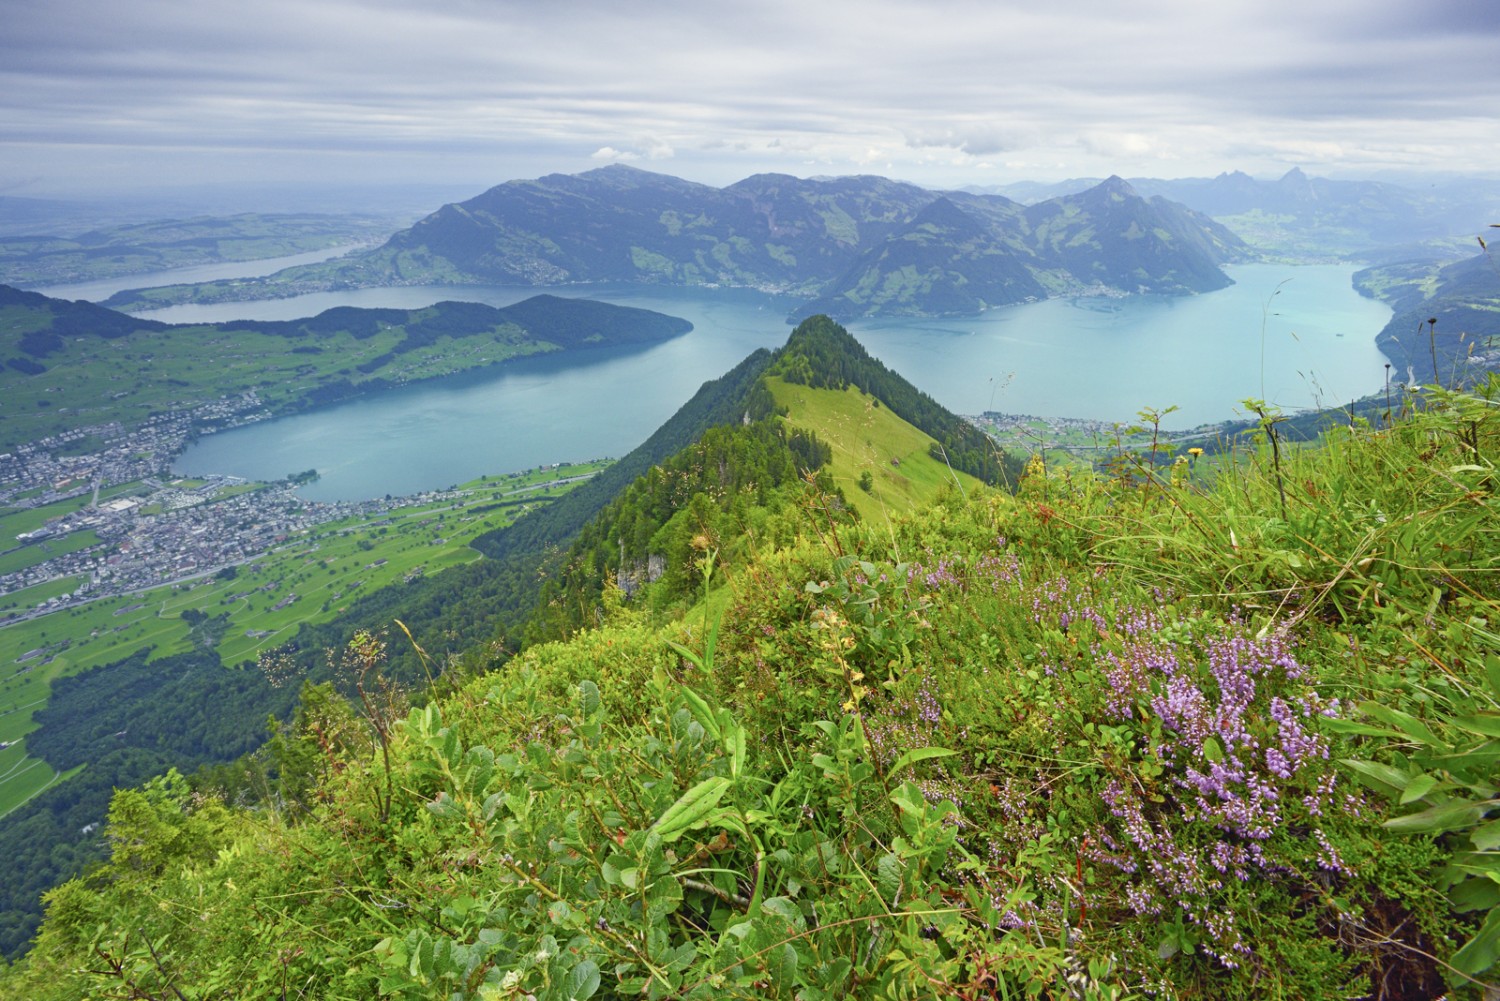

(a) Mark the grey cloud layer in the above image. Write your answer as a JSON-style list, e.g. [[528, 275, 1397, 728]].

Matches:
[[2, 0, 1496, 193]]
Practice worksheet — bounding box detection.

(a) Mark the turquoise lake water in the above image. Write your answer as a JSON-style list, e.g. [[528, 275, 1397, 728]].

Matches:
[[159, 264, 1390, 500]]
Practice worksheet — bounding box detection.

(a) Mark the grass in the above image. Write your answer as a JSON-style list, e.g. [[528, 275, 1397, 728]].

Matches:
[[0, 530, 103, 577], [768, 377, 984, 523], [0, 495, 95, 542], [0, 744, 75, 818], [0, 312, 558, 453], [0, 577, 85, 618], [0, 460, 608, 819]]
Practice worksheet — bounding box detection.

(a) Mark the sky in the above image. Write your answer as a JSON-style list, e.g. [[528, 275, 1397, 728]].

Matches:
[[3, 0, 1498, 203]]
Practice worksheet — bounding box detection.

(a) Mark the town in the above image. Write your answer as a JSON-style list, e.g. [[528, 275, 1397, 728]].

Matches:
[[1, 398, 434, 624]]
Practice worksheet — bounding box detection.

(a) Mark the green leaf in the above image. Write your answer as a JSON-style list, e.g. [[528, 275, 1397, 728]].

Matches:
[[563, 959, 601, 1000], [652, 777, 732, 843], [888, 746, 957, 780], [1451, 875, 1500, 913], [1452, 714, 1500, 739], [1472, 819, 1500, 852], [677, 685, 721, 741], [578, 680, 601, 718], [724, 721, 746, 779], [1400, 773, 1440, 805], [1201, 737, 1224, 763], [1384, 799, 1490, 834], [1359, 701, 1445, 749], [1451, 906, 1500, 976], [1323, 718, 1405, 738], [1340, 758, 1410, 797], [665, 639, 704, 672]]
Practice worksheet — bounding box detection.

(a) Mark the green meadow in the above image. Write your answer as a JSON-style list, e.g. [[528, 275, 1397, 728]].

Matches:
[[0, 460, 607, 817], [768, 376, 984, 522]]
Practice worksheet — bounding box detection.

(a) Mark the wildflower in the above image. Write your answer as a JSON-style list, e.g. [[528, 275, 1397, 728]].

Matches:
[[1188, 447, 1204, 459]]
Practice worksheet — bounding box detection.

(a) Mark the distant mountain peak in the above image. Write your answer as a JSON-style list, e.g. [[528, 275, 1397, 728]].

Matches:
[[1094, 175, 1138, 198], [909, 195, 983, 232]]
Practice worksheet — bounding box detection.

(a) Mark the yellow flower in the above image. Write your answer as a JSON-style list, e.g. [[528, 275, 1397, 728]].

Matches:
[[1187, 447, 1204, 459]]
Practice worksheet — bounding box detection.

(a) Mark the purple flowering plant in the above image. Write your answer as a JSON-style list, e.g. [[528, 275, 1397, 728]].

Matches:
[[1088, 606, 1345, 966]]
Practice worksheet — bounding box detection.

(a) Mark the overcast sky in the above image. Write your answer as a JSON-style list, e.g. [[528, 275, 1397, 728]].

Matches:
[[4, 0, 1497, 202]]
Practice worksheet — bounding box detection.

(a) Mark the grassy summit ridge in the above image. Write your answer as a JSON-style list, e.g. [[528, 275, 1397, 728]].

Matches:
[[2, 346, 1497, 996]]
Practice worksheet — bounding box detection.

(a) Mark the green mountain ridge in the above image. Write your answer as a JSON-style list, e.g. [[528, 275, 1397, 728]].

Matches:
[[0, 315, 1014, 955], [97, 166, 1251, 320], [0, 285, 691, 451]]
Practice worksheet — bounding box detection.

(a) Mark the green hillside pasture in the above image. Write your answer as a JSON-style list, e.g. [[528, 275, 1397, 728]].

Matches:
[[0, 577, 84, 619], [0, 595, 191, 816], [205, 461, 605, 664], [0, 741, 80, 819], [0, 461, 607, 817], [768, 377, 983, 522], [0, 495, 95, 543], [0, 530, 102, 577], [0, 316, 554, 451]]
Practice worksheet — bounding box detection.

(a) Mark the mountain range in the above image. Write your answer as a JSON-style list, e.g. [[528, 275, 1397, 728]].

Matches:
[[979, 167, 1500, 259], [99, 166, 1251, 321]]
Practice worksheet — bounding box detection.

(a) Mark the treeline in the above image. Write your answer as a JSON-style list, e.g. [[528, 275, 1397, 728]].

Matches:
[[0, 284, 167, 360], [0, 648, 299, 957], [527, 418, 836, 641], [773, 314, 1025, 488], [473, 347, 777, 560]]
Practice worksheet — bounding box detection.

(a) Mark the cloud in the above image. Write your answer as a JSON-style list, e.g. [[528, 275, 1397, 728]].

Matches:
[[1, 0, 1497, 195], [591, 147, 638, 162]]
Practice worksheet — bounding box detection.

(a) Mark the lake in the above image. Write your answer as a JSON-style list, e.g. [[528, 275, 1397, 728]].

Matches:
[[31, 244, 365, 303], [160, 265, 1389, 501]]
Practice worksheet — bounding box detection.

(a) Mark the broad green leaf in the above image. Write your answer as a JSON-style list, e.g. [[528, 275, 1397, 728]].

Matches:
[[1486, 655, 1500, 701], [677, 685, 720, 741], [889, 781, 928, 819], [1452, 714, 1500, 739], [724, 721, 746, 779], [1359, 701, 1446, 749], [1451, 906, 1500, 976], [1202, 737, 1224, 763], [1340, 758, 1410, 797], [577, 680, 601, 718], [1322, 718, 1405, 738], [888, 746, 958, 779], [1452, 875, 1500, 913], [653, 776, 732, 843], [1384, 799, 1490, 834], [563, 959, 601, 1000], [665, 639, 704, 673], [1473, 819, 1500, 852], [1400, 773, 1440, 805]]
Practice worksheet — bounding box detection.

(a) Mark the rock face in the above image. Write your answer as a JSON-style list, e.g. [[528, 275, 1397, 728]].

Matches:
[[321, 166, 1252, 320]]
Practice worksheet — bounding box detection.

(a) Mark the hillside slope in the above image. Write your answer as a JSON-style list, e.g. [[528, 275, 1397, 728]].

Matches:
[[4, 371, 1496, 999], [1355, 249, 1500, 383]]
